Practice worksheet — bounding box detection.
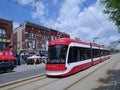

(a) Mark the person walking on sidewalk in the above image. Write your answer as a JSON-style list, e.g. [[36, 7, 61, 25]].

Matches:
[[34, 56, 37, 65]]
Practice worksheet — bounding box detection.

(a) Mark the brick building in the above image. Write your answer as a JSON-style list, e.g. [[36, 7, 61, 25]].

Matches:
[[13, 21, 70, 55], [0, 18, 13, 51]]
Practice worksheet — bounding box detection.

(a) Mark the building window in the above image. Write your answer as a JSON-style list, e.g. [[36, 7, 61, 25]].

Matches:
[[0, 43, 5, 50], [0, 28, 6, 37], [31, 33, 33, 38], [33, 33, 36, 38], [28, 41, 32, 48]]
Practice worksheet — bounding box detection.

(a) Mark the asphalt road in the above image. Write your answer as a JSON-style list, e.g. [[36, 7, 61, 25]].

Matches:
[[0, 64, 46, 84], [94, 54, 120, 90]]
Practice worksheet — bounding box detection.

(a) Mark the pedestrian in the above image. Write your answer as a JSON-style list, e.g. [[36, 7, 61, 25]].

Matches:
[[34, 56, 37, 65]]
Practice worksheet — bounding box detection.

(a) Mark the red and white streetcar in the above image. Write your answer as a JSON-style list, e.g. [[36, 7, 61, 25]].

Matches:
[[45, 38, 111, 76]]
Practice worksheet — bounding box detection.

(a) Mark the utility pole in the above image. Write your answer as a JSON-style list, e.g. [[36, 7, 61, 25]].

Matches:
[[33, 0, 39, 11]]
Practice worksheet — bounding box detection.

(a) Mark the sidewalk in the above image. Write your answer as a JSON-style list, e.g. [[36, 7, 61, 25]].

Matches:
[[14, 63, 46, 72]]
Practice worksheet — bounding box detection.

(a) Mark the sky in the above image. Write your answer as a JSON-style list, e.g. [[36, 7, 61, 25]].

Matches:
[[0, 0, 120, 46]]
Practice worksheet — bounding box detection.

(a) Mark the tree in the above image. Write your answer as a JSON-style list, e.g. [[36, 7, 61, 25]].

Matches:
[[100, 0, 120, 32]]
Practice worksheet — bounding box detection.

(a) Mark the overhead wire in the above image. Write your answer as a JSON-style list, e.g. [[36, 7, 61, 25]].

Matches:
[[82, 1, 107, 44], [7, 0, 48, 18], [8, 0, 35, 12], [82, 1, 105, 28]]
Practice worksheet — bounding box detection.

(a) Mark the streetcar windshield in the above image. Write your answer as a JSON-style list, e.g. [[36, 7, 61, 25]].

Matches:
[[47, 45, 68, 64]]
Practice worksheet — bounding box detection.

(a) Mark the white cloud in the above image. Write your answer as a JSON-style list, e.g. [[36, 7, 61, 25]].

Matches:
[[53, 0, 58, 6], [18, 0, 120, 46], [32, 1, 47, 23], [46, 0, 120, 45], [19, 0, 33, 5], [109, 35, 120, 42], [13, 22, 20, 29], [19, 0, 47, 23]]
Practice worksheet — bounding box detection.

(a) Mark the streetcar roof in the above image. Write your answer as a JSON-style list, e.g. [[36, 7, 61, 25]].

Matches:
[[48, 38, 90, 46], [48, 38, 110, 50]]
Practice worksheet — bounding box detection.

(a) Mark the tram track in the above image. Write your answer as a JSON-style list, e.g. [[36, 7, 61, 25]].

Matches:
[[0, 73, 60, 90], [8, 77, 60, 90], [0, 74, 46, 90], [1, 73, 66, 90], [64, 54, 120, 90], [31, 78, 60, 90], [0, 54, 119, 90]]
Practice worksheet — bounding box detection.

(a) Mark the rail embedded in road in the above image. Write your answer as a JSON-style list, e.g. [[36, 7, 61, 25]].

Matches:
[[0, 74, 46, 89]]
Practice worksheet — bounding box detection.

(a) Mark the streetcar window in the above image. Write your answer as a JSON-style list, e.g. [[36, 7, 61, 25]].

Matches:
[[47, 45, 68, 64], [92, 49, 100, 58], [105, 50, 110, 55], [68, 47, 78, 63], [68, 46, 91, 63], [107, 50, 110, 55], [80, 48, 91, 60], [104, 50, 107, 55], [100, 50, 105, 56]]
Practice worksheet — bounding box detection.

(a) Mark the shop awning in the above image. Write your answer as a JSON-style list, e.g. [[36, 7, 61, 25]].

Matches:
[[0, 51, 17, 60]]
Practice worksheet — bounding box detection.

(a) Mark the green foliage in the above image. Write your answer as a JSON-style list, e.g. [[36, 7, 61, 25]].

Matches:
[[100, 0, 120, 32]]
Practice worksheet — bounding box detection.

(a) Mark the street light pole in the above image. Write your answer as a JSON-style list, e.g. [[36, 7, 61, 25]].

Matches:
[[93, 37, 99, 44]]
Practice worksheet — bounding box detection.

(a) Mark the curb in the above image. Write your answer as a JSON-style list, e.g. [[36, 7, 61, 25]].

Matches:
[[0, 73, 46, 88]]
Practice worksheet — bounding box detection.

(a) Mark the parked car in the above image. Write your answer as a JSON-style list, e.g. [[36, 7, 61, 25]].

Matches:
[[0, 60, 15, 72]]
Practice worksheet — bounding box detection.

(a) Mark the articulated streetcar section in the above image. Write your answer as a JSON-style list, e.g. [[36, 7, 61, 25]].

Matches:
[[46, 38, 111, 76]]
